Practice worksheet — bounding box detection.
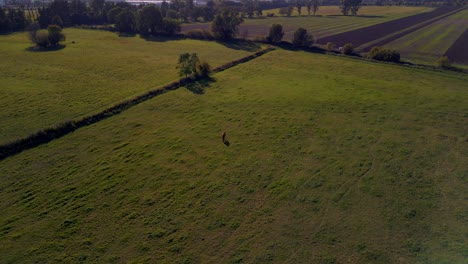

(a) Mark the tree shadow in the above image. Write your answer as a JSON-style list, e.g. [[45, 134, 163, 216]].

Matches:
[[186, 77, 216, 95], [217, 40, 261, 52], [142, 34, 185, 42], [327, 15, 384, 18], [223, 140, 230, 146], [118, 32, 137, 37], [26, 44, 66, 52]]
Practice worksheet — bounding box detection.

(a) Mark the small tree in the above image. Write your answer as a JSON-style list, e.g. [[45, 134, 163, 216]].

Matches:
[[177, 53, 199, 78], [35, 31, 50, 48], [436, 56, 451, 68], [306, 0, 312, 16], [195, 60, 211, 77], [292, 27, 314, 48], [312, 0, 320, 16], [326, 42, 335, 51], [266, 23, 284, 43], [342, 43, 353, 55], [295, 0, 303, 16], [47, 24, 65, 46]]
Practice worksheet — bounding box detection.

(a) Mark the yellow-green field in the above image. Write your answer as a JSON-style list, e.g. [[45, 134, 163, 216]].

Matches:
[[0, 29, 261, 144], [1, 48, 466, 263]]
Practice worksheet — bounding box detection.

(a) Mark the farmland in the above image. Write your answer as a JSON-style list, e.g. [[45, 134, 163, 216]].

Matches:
[[382, 8, 468, 66], [444, 29, 468, 66], [1, 48, 467, 263], [0, 29, 260, 144], [317, 6, 462, 48], [182, 6, 433, 40]]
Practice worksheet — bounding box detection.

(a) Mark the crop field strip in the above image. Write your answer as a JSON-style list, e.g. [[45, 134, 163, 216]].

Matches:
[[317, 7, 463, 47], [182, 6, 433, 41], [444, 29, 468, 64], [357, 7, 467, 52], [382, 8, 468, 65]]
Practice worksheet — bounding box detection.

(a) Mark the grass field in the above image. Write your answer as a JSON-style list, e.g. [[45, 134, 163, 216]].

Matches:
[[1, 49, 466, 263], [0, 29, 260, 144], [382, 8, 468, 66], [182, 6, 433, 40]]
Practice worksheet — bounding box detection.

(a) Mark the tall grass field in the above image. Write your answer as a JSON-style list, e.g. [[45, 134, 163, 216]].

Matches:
[[0, 29, 261, 144], [1, 47, 466, 263]]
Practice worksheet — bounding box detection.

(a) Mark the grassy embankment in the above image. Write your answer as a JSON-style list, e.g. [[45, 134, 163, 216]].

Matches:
[[0, 28, 261, 144], [182, 6, 433, 40], [0, 49, 466, 263], [383, 7, 468, 67]]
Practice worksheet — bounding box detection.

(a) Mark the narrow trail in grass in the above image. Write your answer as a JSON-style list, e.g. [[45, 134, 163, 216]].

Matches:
[[0, 47, 275, 161]]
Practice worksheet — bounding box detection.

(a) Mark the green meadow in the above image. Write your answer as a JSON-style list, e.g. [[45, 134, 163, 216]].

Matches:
[[1, 48, 466, 263], [0, 29, 260, 144]]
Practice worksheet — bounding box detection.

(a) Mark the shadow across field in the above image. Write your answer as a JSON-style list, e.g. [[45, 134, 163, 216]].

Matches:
[[26, 44, 66, 52], [218, 40, 261, 52], [142, 34, 186, 42], [186, 77, 216, 94]]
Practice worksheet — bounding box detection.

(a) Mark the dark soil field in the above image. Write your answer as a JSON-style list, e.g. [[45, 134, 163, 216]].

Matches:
[[444, 29, 468, 64], [317, 7, 462, 47]]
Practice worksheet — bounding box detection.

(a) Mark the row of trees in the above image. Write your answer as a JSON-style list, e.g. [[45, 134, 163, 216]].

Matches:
[[109, 5, 181, 35], [340, 0, 364, 15], [266, 23, 314, 48], [278, 0, 321, 16], [0, 7, 27, 33]]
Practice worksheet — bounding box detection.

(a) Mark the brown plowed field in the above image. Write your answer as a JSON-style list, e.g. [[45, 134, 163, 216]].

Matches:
[[317, 7, 461, 47], [444, 29, 468, 64]]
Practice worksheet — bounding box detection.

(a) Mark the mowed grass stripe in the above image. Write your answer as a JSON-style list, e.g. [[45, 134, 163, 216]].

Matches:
[[0, 29, 261, 144], [1, 49, 466, 263]]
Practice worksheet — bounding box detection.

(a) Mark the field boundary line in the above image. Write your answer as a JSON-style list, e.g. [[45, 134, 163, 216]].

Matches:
[[0, 47, 275, 161]]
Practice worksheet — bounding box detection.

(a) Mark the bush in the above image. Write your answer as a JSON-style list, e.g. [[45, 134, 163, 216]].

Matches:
[[292, 27, 314, 48], [29, 24, 65, 48], [195, 60, 211, 77], [342, 43, 353, 55], [436, 56, 451, 68], [368, 46, 400, 63], [266, 23, 284, 43], [326, 42, 335, 51], [35, 31, 50, 48], [47, 25, 65, 46]]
